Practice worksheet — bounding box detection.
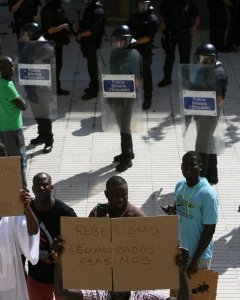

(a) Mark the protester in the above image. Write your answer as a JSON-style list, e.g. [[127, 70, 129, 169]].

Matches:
[[162, 151, 218, 277], [51, 175, 190, 300], [89, 175, 145, 218], [0, 56, 27, 188], [27, 172, 77, 300], [0, 185, 39, 299]]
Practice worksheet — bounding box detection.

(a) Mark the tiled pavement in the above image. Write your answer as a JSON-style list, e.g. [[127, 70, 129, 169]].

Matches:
[[1, 3, 240, 298]]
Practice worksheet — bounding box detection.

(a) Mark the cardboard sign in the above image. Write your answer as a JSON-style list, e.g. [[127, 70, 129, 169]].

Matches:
[[61, 216, 179, 291], [189, 269, 218, 300], [0, 156, 23, 216], [183, 90, 217, 116]]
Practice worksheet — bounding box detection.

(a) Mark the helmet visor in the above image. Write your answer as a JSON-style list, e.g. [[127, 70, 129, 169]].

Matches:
[[111, 35, 131, 49], [195, 54, 216, 64], [137, 1, 150, 13]]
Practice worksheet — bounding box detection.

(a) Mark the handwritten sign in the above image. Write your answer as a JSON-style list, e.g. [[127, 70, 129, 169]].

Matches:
[[0, 156, 23, 216], [189, 269, 218, 300], [183, 90, 217, 116], [61, 216, 179, 291], [102, 74, 136, 98]]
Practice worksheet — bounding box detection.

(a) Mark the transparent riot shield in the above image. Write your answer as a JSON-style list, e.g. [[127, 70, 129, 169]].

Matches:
[[179, 64, 225, 155], [98, 48, 143, 133], [18, 39, 57, 120]]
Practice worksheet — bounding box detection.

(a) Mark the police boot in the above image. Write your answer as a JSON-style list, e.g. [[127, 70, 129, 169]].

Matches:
[[142, 100, 152, 110], [158, 78, 172, 87], [206, 154, 218, 185], [115, 133, 134, 172], [30, 136, 45, 145]]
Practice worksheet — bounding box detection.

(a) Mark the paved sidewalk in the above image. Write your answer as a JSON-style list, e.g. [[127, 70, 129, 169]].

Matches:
[[1, 8, 240, 299]]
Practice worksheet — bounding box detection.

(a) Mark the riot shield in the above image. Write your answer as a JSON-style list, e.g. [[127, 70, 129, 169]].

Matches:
[[18, 39, 57, 120], [179, 64, 225, 155], [98, 48, 143, 133]]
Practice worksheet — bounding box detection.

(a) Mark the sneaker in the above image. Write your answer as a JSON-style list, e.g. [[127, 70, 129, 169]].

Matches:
[[57, 88, 70, 96], [43, 143, 53, 154], [82, 92, 98, 100], [142, 101, 151, 110], [158, 79, 172, 87], [114, 154, 135, 162], [116, 160, 132, 172], [30, 136, 45, 145]]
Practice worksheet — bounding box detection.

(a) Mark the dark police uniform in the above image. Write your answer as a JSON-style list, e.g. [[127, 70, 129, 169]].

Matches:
[[207, 0, 228, 52], [79, 1, 105, 99], [225, 0, 240, 52], [19, 37, 55, 151], [8, 0, 41, 38], [108, 47, 142, 171], [41, 0, 70, 93], [194, 61, 227, 184], [128, 6, 159, 109], [159, 0, 199, 85]]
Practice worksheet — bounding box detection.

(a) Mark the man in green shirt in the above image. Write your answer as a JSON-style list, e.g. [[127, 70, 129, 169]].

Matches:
[[0, 56, 27, 188]]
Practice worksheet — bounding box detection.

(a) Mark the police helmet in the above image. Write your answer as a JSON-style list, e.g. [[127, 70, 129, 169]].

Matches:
[[194, 43, 218, 64], [135, 0, 151, 13], [84, 0, 98, 4], [21, 22, 42, 41], [111, 25, 132, 49]]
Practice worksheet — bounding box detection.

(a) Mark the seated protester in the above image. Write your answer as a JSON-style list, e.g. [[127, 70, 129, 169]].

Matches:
[[0, 152, 39, 300], [52, 238, 190, 300], [89, 175, 145, 218], [51, 175, 190, 300]]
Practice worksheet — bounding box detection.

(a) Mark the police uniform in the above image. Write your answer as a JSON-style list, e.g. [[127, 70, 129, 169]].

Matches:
[[41, 0, 70, 94], [108, 47, 141, 172], [158, 0, 199, 86], [79, 0, 105, 99], [19, 36, 55, 153], [225, 0, 240, 52], [194, 61, 227, 184], [8, 0, 41, 38], [128, 5, 159, 109], [207, 0, 228, 52]]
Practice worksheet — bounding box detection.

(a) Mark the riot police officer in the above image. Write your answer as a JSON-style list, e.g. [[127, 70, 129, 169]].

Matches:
[[193, 43, 228, 184], [8, 0, 41, 39], [106, 25, 142, 172], [128, 0, 159, 110], [19, 22, 55, 153], [77, 0, 105, 100], [41, 0, 72, 96], [158, 0, 200, 87], [207, 0, 228, 52]]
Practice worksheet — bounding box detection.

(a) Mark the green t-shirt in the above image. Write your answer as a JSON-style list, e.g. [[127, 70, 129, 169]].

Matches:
[[0, 78, 22, 131]]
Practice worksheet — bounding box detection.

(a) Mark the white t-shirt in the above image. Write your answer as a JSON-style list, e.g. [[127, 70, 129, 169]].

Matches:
[[0, 216, 39, 300]]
